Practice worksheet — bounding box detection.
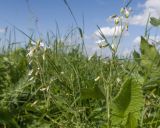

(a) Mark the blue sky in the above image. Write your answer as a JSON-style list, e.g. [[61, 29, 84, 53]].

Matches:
[[0, 0, 159, 55]]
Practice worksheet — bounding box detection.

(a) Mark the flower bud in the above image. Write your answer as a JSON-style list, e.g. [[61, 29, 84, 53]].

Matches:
[[120, 7, 125, 14], [124, 8, 130, 18], [111, 43, 116, 51], [125, 24, 129, 31], [96, 39, 108, 48], [114, 17, 120, 25]]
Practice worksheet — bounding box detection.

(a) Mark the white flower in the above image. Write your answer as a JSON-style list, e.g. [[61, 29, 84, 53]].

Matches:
[[124, 8, 130, 18], [109, 15, 120, 25], [40, 86, 49, 92], [114, 17, 120, 25], [30, 41, 36, 46], [40, 87, 47, 91], [28, 69, 33, 76], [116, 78, 121, 83], [120, 8, 125, 14], [96, 39, 108, 48], [88, 54, 95, 61], [111, 43, 116, 51], [39, 42, 45, 48], [125, 24, 129, 31], [31, 41, 45, 48], [94, 76, 100, 81], [121, 7, 132, 18], [61, 72, 64, 75], [88, 56, 92, 61], [28, 77, 34, 81], [27, 47, 36, 57]]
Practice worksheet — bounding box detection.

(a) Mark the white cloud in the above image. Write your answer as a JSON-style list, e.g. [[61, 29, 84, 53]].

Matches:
[[85, 43, 109, 56], [149, 36, 160, 43], [94, 26, 128, 37], [133, 36, 141, 46], [145, 0, 160, 12], [133, 36, 160, 47], [0, 28, 5, 33], [129, 0, 160, 26], [122, 48, 132, 56]]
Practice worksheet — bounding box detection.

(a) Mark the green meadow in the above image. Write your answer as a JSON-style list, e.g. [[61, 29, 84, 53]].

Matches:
[[0, 0, 160, 128]]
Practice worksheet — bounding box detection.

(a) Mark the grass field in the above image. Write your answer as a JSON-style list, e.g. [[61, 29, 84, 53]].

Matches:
[[0, 34, 160, 128], [0, 1, 160, 128]]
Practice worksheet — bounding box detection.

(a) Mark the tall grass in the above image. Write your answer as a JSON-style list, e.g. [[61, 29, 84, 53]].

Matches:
[[0, 0, 160, 127]]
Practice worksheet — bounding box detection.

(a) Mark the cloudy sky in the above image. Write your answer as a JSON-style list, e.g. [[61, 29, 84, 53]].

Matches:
[[0, 0, 160, 55]]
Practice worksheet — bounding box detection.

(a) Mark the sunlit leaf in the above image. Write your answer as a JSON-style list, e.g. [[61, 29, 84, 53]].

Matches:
[[111, 78, 144, 125], [140, 36, 159, 69]]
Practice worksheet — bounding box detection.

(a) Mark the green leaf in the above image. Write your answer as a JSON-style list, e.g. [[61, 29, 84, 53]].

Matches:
[[88, 107, 106, 120], [81, 86, 105, 99], [140, 36, 158, 59], [125, 113, 138, 128], [140, 36, 159, 69], [133, 50, 140, 64], [150, 17, 160, 27], [111, 78, 144, 125]]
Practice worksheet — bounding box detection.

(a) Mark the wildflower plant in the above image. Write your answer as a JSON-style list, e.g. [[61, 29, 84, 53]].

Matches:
[[26, 39, 48, 90], [1, 0, 160, 128], [96, 0, 132, 58], [94, 1, 137, 127]]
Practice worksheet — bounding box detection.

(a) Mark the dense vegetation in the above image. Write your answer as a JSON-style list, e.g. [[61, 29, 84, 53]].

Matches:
[[0, 33, 160, 127], [1, 1, 160, 127]]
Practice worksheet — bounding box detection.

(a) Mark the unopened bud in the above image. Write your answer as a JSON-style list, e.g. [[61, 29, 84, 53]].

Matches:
[[114, 17, 120, 25]]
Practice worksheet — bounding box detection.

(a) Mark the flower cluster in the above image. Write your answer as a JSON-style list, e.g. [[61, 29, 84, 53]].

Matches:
[[27, 40, 46, 57], [26, 40, 47, 81], [95, 2, 132, 57], [110, 7, 131, 26]]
